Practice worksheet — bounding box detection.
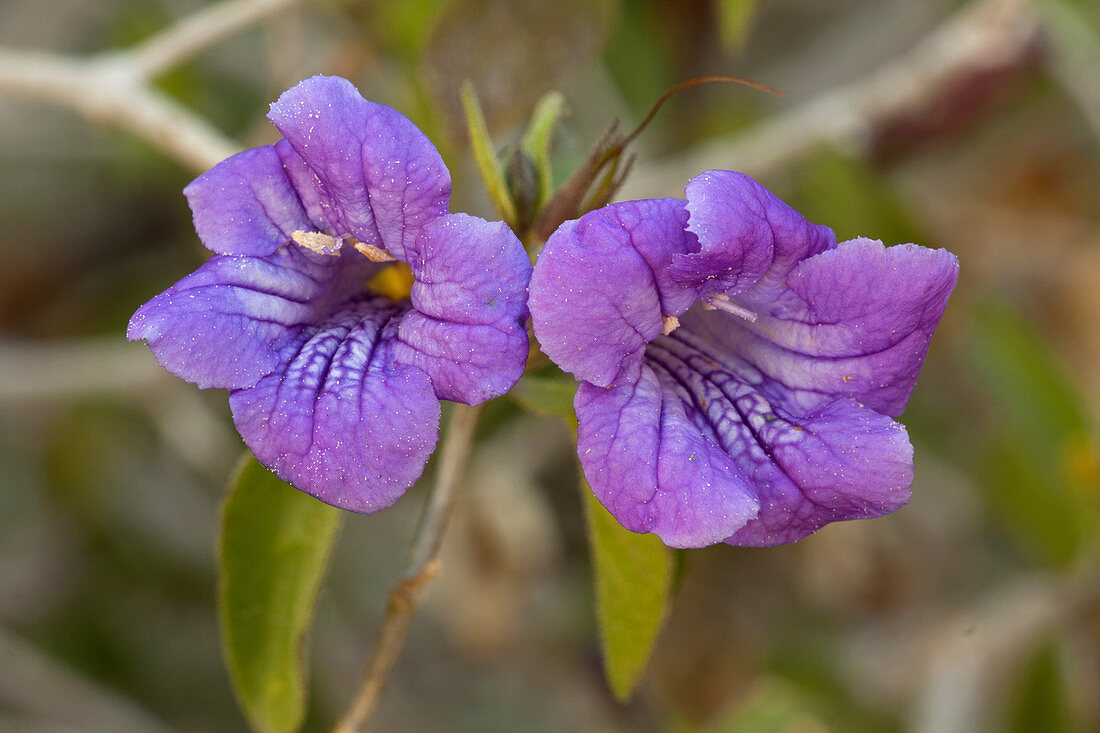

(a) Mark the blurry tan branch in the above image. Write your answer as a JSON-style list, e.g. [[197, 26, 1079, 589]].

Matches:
[[0, 338, 165, 401], [129, 0, 303, 80], [0, 0, 307, 172], [622, 0, 1043, 199], [852, 555, 1100, 732], [0, 338, 239, 482]]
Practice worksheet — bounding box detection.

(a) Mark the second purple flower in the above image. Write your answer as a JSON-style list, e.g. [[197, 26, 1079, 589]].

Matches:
[[529, 171, 958, 548], [129, 76, 531, 513]]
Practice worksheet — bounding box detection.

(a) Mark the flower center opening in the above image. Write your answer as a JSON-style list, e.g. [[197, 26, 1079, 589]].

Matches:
[[367, 262, 415, 303], [702, 293, 758, 323], [291, 230, 413, 302]]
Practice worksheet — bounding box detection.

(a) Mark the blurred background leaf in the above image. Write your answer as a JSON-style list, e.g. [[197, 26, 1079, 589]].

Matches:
[[1005, 642, 1075, 733], [509, 371, 578, 422], [968, 299, 1100, 567], [714, 0, 758, 52]]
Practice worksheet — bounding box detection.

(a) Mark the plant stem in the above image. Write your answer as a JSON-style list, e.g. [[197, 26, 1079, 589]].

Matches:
[[333, 403, 482, 733]]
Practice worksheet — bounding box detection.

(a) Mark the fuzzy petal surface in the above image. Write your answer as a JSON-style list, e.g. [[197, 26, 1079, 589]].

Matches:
[[529, 198, 700, 388], [229, 296, 440, 513], [531, 170, 958, 547], [575, 363, 760, 548], [645, 327, 914, 546], [126, 247, 371, 390], [685, 239, 959, 417], [267, 75, 451, 261], [395, 214, 532, 404], [183, 145, 314, 258], [672, 170, 837, 303]]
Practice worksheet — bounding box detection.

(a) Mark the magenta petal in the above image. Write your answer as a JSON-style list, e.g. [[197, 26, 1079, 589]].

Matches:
[[529, 198, 699, 388], [395, 214, 531, 404], [267, 75, 451, 261], [576, 363, 760, 548], [183, 145, 314, 257], [229, 296, 440, 512]]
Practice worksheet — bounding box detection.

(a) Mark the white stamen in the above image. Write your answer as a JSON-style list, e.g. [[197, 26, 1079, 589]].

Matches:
[[353, 241, 397, 262], [291, 230, 341, 255], [703, 293, 758, 323], [661, 315, 680, 335]]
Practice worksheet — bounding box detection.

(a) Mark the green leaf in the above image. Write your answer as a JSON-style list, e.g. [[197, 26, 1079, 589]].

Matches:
[[715, 0, 759, 50], [219, 455, 342, 733], [520, 91, 568, 206], [604, 1, 675, 116], [971, 301, 1090, 440], [583, 483, 673, 700], [509, 372, 578, 422], [520, 367, 673, 699], [460, 81, 519, 227]]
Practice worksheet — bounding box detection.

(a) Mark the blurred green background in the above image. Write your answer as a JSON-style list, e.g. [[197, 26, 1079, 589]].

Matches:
[[1, 0, 1098, 731]]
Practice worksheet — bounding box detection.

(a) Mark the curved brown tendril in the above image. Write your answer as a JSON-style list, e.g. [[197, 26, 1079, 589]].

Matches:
[[619, 75, 784, 150]]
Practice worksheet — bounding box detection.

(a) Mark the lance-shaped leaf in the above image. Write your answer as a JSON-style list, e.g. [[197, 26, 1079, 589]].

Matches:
[[583, 481, 673, 701], [512, 371, 673, 699], [521, 91, 567, 207], [219, 455, 342, 733], [461, 81, 519, 227]]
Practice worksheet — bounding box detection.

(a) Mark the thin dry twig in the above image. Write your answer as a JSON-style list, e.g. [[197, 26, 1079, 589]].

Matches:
[[0, 0, 309, 172], [621, 0, 1043, 199], [334, 403, 483, 733], [129, 0, 303, 80]]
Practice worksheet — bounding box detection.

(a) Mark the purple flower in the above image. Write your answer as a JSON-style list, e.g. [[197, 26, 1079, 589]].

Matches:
[[529, 171, 957, 548], [128, 76, 531, 512]]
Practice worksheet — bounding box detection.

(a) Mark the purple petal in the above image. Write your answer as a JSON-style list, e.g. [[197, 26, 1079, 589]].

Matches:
[[642, 330, 913, 546], [229, 296, 440, 513], [128, 248, 329, 389], [684, 238, 959, 417], [725, 398, 913, 546], [672, 170, 837, 303], [394, 214, 531, 404], [127, 246, 379, 390], [576, 363, 760, 548], [529, 198, 699, 388], [267, 75, 451, 261], [183, 145, 313, 257]]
